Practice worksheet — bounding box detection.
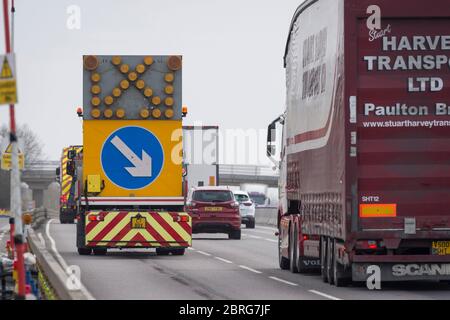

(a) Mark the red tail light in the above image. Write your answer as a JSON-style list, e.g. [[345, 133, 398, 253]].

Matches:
[[60, 195, 67, 204], [88, 214, 104, 221], [173, 215, 190, 222]]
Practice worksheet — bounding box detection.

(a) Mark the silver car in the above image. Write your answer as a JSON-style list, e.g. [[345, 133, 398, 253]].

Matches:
[[233, 190, 255, 228]]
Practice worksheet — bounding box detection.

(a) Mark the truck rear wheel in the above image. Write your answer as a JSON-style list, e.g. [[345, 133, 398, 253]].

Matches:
[[93, 248, 107, 256], [171, 248, 185, 256], [246, 220, 255, 229], [279, 233, 290, 270], [156, 248, 170, 255], [78, 247, 92, 255], [289, 224, 299, 273], [332, 239, 350, 287], [327, 238, 335, 285], [320, 237, 328, 283]]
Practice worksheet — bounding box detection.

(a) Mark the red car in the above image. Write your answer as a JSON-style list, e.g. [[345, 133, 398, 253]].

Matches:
[[185, 186, 241, 239]]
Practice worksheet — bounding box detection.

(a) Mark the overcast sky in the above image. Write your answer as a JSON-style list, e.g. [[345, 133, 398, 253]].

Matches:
[[0, 0, 302, 162]]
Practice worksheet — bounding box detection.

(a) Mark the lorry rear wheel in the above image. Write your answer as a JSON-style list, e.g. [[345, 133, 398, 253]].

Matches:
[[327, 238, 335, 285], [78, 248, 92, 255], [170, 248, 185, 256], [93, 248, 107, 256], [279, 234, 290, 270], [289, 225, 299, 273], [320, 237, 328, 283], [156, 248, 170, 256], [332, 239, 350, 287]]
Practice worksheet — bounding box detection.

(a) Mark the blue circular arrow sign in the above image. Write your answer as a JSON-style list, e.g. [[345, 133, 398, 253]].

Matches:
[[101, 126, 164, 190]]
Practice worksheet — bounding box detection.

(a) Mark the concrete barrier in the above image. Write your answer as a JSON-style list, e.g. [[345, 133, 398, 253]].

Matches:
[[255, 207, 278, 227], [27, 228, 91, 300]]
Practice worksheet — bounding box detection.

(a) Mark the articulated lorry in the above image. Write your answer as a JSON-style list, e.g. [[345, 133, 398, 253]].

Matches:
[[267, 0, 450, 285], [56, 145, 82, 224], [71, 55, 191, 256], [182, 126, 219, 193]]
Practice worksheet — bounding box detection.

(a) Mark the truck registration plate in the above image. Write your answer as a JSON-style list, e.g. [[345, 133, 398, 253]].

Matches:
[[131, 215, 146, 229], [432, 241, 450, 255], [204, 207, 222, 212]]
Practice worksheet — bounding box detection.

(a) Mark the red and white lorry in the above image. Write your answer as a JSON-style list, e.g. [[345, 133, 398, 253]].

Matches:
[[267, 0, 450, 286]]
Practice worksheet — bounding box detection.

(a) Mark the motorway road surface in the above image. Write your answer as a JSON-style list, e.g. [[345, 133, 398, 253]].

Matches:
[[41, 220, 450, 300]]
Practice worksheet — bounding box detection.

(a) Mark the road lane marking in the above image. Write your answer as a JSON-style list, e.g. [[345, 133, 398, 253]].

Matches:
[[196, 250, 211, 256], [264, 238, 277, 243], [269, 276, 298, 286], [45, 219, 95, 300], [255, 226, 277, 231], [245, 229, 276, 235], [308, 289, 342, 300], [187, 247, 195, 251], [239, 265, 262, 274], [246, 235, 262, 239], [215, 257, 233, 264]]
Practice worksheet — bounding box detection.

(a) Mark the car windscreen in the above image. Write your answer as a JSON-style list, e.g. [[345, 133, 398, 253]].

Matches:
[[234, 194, 250, 202], [193, 190, 233, 202]]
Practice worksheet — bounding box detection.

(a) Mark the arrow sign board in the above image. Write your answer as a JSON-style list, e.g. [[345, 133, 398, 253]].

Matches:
[[101, 126, 164, 189]]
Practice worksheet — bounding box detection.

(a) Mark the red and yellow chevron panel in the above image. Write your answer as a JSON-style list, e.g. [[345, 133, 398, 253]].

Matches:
[[85, 211, 192, 248]]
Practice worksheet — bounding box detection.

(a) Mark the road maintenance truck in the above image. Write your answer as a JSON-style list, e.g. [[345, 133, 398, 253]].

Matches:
[[73, 55, 191, 256], [267, 0, 450, 285], [56, 145, 82, 224]]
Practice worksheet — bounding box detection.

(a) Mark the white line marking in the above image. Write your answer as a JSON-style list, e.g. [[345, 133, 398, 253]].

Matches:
[[308, 289, 342, 300], [269, 276, 298, 286], [196, 250, 211, 256], [214, 257, 233, 264], [187, 247, 195, 251], [245, 229, 276, 235], [46, 219, 95, 300], [239, 265, 262, 274], [256, 225, 277, 231], [264, 238, 278, 243], [246, 235, 262, 239]]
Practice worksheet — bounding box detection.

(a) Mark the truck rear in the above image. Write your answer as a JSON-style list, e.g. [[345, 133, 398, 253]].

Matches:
[[75, 55, 191, 256], [268, 0, 450, 285], [182, 125, 219, 192], [57, 145, 82, 224]]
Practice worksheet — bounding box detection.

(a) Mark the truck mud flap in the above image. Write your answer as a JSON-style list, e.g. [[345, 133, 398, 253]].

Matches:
[[352, 262, 450, 282], [84, 211, 192, 248]]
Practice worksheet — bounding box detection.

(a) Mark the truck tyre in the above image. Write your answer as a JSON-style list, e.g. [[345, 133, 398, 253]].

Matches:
[[320, 237, 328, 283], [332, 239, 350, 287], [289, 224, 299, 273], [170, 248, 185, 256], [78, 247, 92, 255], [246, 219, 255, 229], [327, 238, 335, 285], [156, 248, 170, 256], [278, 233, 290, 270], [93, 248, 107, 256], [229, 229, 241, 240]]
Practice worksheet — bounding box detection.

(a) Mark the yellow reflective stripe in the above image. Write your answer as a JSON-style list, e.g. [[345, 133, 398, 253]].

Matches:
[[85, 211, 118, 241], [101, 214, 130, 241], [142, 212, 178, 246], [160, 213, 191, 241]]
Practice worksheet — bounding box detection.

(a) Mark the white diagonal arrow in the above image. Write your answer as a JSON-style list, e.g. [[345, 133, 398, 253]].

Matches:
[[110, 135, 152, 177]]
